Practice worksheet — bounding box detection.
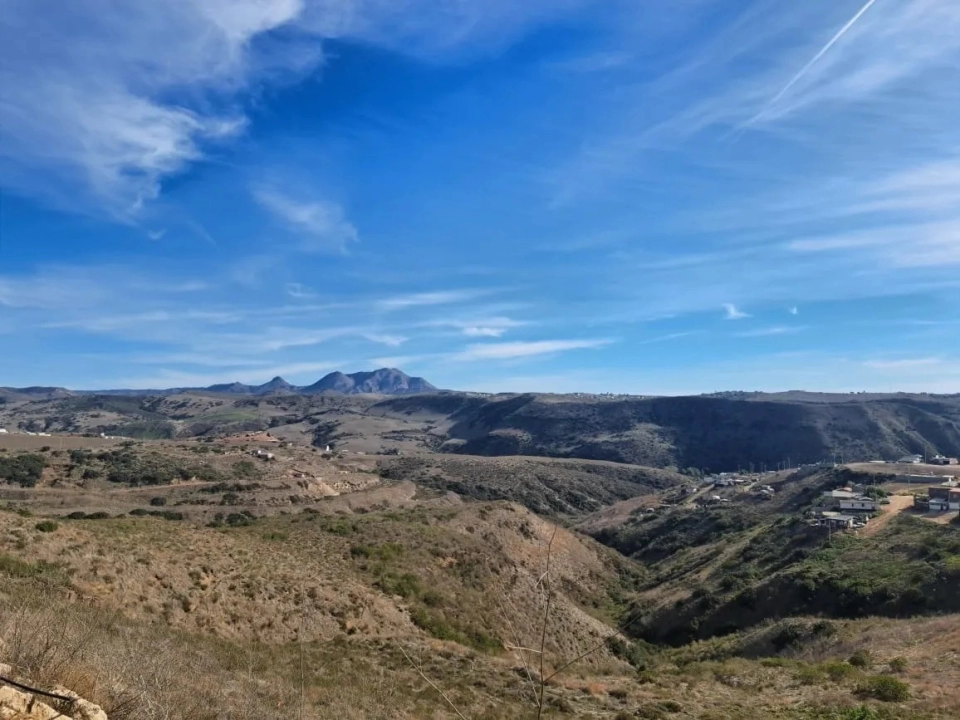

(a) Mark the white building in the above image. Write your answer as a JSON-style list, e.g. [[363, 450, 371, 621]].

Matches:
[[897, 454, 923, 464], [838, 496, 878, 512], [0, 428, 7, 434]]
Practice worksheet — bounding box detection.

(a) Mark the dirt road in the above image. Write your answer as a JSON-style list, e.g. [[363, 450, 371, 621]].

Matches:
[[860, 494, 913, 537]]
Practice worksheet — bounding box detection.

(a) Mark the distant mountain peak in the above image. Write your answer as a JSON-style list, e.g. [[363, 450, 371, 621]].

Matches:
[[303, 368, 435, 395], [256, 376, 294, 393]]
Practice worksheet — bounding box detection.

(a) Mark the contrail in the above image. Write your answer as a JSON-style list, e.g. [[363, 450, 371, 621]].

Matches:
[[749, 0, 880, 124]]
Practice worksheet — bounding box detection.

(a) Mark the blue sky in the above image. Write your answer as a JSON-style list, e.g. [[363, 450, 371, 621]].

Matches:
[[1, 0, 958, 394]]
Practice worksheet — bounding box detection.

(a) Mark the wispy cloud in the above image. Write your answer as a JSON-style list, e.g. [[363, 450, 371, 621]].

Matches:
[[427, 316, 528, 337], [285, 282, 315, 299], [735, 325, 807, 338], [253, 186, 359, 253], [376, 290, 486, 312], [789, 306, 799, 315], [451, 338, 612, 361], [362, 333, 408, 347], [862, 357, 943, 370], [747, 0, 880, 125], [722, 303, 750, 320], [0, 0, 591, 216]]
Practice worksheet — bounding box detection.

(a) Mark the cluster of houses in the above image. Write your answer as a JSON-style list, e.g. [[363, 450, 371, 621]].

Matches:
[[896, 453, 958, 465], [916, 480, 960, 512], [814, 487, 883, 530]]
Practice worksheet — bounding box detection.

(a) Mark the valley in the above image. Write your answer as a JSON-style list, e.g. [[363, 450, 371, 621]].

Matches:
[[1, 384, 959, 719]]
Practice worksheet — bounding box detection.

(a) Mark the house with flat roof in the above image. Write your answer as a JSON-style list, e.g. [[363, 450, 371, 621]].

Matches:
[[928, 486, 960, 512], [822, 514, 857, 530], [838, 496, 878, 513], [822, 489, 859, 501]]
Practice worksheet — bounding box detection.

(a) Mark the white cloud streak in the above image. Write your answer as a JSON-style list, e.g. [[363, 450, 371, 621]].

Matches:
[[376, 290, 486, 312], [451, 338, 611, 361], [722, 303, 750, 320], [734, 325, 806, 338], [253, 186, 359, 253], [748, 0, 880, 125]]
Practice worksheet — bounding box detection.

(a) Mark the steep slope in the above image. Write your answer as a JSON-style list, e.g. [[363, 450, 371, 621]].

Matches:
[[585, 468, 960, 646], [377, 393, 960, 470], [378, 454, 687, 516]]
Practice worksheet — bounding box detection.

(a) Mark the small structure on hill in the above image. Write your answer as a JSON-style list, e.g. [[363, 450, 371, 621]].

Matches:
[[821, 514, 857, 530], [928, 486, 960, 512], [897, 454, 923, 464], [821, 489, 877, 513]]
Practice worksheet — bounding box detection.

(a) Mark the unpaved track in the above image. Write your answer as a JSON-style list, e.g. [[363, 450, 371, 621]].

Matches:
[[860, 494, 913, 537]]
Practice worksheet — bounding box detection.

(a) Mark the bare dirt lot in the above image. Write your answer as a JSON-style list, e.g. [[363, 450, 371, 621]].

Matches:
[[860, 494, 914, 537]]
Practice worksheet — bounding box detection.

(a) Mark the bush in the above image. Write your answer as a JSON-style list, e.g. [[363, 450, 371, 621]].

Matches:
[[888, 656, 908, 673], [35, 520, 59, 533], [376, 572, 421, 599], [849, 649, 873, 669], [830, 707, 883, 720], [150, 496, 167, 507], [821, 661, 858, 682], [857, 675, 911, 702], [64, 511, 111, 520], [795, 665, 824, 686], [0, 454, 47, 487]]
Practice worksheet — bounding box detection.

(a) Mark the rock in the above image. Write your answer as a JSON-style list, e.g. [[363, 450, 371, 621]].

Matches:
[[0, 681, 108, 720], [52, 686, 109, 720], [0, 684, 61, 720]]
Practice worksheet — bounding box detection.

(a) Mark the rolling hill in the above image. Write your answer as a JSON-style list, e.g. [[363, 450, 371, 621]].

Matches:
[[3, 386, 960, 471]]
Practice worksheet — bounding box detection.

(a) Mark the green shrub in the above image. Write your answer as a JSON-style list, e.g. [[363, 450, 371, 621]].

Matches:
[[888, 656, 908, 673], [150, 496, 167, 506], [35, 520, 59, 533], [943, 555, 960, 577], [829, 706, 883, 720], [376, 572, 421, 599], [795, 665, 824, 686], [848, 649, 873, 669], [856, 675, 911, 702], [0, 454, 47, 487], [225, 512, 253, 527], [821, 661, 858, 682]]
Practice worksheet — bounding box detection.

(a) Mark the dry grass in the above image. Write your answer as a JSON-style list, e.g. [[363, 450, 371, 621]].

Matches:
[[2, 477, 959, 718]]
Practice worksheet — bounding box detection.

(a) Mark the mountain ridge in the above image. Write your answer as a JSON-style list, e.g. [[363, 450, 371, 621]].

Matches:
[[0, 368, 437, 398]]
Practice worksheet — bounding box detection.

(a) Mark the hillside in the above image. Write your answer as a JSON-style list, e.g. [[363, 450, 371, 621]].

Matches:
[[3, 469, 959, 718], [4, 390, 960, 472], [378, 454, 688, 517], [584, 467, 960, 647]]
